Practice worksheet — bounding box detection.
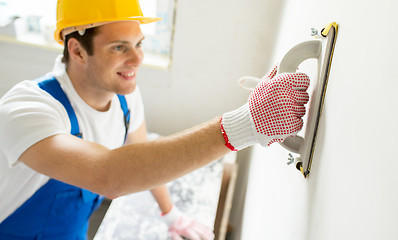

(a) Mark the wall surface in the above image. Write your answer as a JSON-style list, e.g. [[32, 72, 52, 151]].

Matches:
[[0, 41, 60, 94], [242, 0, 398, 239]]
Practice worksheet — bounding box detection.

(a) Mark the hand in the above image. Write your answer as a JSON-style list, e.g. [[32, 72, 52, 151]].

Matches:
[[221, 64, 310, 150], [161, 205, 214, 240]]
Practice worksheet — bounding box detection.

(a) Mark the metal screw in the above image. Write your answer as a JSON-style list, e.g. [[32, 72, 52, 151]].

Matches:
[[311, 28, 318, 36], [311, 27, 324, 38], [287, 153, 294, 165]]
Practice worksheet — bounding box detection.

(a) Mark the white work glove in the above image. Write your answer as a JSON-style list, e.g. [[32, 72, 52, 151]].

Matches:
[[161, 205, 214, 240], [221, 64, 310, 150]]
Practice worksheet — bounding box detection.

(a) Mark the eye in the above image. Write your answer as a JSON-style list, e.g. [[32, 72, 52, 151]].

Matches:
[[113, 45, 127, 52], [136, 41, 143, 48]]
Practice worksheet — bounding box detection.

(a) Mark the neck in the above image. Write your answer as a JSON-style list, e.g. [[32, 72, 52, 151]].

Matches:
[[67, 66, 113, 112]]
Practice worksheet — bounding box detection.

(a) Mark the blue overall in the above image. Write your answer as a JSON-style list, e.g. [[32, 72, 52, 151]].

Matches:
[[0, 77, 130, 239]]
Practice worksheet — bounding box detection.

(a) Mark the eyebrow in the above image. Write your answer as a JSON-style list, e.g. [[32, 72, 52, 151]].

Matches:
[[108, 37, 145, 45]]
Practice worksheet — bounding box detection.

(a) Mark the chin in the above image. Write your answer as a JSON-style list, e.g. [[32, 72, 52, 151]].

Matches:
[[116, 84, 137, 95]]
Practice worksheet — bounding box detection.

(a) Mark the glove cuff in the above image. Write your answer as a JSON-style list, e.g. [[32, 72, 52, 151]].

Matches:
[[221, 103, 257, 150], [161, 205, 181, 226]]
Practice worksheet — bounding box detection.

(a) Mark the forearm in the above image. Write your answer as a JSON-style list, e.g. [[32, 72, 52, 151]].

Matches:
[[104, 116, 229, 198], [150, 185, 173, 214], [20, 116, 228, 200]]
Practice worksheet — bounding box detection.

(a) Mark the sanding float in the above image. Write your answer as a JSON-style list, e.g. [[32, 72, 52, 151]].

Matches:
[[279, 22, 339, 178]]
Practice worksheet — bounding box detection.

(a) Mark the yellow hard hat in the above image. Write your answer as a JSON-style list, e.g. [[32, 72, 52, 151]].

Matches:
[[54, 0, 162, 44]]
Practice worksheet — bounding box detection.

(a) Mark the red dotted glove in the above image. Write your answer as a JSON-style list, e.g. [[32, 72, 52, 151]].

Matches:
[[221, 65, 310, 150]]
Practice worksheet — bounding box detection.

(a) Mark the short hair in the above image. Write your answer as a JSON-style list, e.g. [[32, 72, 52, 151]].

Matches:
[[61, 27, 98, 65]]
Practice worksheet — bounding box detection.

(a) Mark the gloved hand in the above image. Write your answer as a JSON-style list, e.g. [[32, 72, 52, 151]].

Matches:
[[161, 205, 214, 240], [221, 64, 310, 150]]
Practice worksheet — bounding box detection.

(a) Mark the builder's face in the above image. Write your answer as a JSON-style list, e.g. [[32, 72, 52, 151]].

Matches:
[[85, 21, 144, 95]]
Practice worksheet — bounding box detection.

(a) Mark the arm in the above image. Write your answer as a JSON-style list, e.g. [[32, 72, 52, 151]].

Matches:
[[19, 116, 228, 199], [124, 121, 172, 214], [19, 65, 310, 201]]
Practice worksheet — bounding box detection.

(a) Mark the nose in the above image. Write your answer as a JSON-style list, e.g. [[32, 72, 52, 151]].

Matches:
[[125, 49, 144, 67]]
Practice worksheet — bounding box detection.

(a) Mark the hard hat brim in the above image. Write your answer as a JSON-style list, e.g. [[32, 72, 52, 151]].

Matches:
[[55, 16, 162, 45]]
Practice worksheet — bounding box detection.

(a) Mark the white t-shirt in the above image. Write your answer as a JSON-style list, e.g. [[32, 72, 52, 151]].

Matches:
[[0, 55, 145, 223]]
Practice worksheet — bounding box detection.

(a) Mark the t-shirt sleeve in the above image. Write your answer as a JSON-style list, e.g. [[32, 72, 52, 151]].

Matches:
[[126, 86, 145, 133], [0, 81, 70, 167]]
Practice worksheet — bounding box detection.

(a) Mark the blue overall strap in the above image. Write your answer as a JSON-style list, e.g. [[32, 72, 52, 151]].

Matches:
[[117, 94, 130, 140], [36, 77, 131, 207], [37, 76, 107, 215], [37, 77, 82, 138]]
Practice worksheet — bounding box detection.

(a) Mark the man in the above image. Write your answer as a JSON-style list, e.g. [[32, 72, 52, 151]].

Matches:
[[0, 0, 310, 239]]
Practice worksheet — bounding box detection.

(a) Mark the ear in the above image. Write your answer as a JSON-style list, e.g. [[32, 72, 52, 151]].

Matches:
[[67, 38, 88, 65]]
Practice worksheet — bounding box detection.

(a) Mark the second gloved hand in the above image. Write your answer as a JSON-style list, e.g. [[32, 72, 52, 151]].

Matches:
[[161, 205, 214, 240], [221, 64, 310, 150]]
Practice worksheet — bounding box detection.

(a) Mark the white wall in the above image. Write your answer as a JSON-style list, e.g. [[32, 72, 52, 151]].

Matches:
[[0, 41, 60, 94], [242, 0, 398, 239]]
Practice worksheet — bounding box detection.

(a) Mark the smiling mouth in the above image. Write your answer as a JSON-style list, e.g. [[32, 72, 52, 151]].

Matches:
[[118, 72, 135, 78]]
